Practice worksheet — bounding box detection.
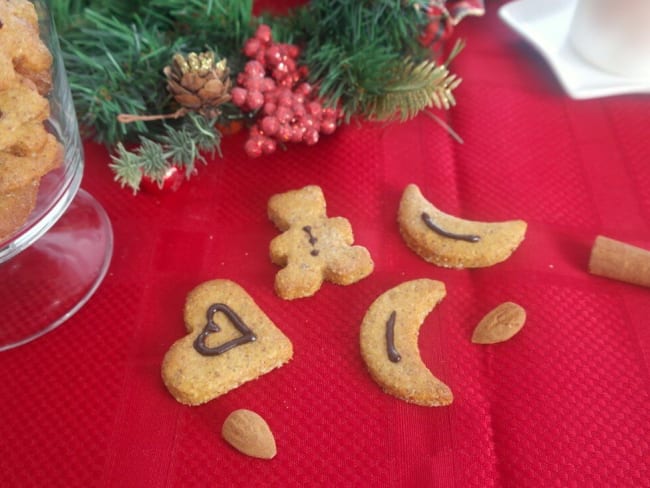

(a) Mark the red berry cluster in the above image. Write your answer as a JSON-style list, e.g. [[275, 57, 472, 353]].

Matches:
[[231, 24, 341, 158]]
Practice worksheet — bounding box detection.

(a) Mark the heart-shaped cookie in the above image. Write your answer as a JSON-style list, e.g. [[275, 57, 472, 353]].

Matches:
[[162, 280, 293, 405]]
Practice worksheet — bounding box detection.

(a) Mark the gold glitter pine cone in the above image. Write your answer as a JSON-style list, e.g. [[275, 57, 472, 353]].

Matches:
[[164, 51, 232, 118]]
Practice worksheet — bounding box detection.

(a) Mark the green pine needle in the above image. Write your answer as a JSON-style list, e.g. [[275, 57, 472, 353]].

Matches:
[[109, 143, 145, 191], [366, 60, 460, 121], [364, 40, 465, 121], [108, 113, 222, 193]]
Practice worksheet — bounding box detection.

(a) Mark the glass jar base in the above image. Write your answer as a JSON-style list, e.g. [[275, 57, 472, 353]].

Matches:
[[0, 190, 113, 351]]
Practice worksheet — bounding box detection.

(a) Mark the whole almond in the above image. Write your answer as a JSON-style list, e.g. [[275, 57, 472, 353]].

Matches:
[[472, 302, 526, 344], [221, 409, 277, 459]]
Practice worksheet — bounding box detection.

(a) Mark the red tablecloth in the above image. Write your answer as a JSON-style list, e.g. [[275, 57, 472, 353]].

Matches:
[[2, 2, 649, 486]]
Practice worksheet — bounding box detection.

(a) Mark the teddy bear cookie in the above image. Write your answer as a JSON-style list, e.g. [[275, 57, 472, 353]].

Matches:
[[162, 280, 293, 406], [268, 185, 374, 300]]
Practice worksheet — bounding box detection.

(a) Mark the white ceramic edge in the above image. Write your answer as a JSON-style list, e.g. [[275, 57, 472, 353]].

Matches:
[[498, 0, 650, 99]]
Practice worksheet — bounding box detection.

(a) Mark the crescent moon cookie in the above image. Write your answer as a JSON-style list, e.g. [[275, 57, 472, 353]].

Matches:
[[268, 185, 374, 300], [360, 279, 453, 407], [398, 183, 527, 268], [162, 280, 293, 406]]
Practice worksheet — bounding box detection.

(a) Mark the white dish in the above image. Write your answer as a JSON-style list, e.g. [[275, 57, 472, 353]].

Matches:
[[498, 0, 650, 99]]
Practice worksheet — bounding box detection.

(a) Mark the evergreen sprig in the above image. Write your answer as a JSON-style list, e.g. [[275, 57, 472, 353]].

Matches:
[[59, 8, 185, 145], [365, 40, 465, 121], [53, 0, 466, 190], [109, 113, 221, 192], [282, 0, 437, 120]]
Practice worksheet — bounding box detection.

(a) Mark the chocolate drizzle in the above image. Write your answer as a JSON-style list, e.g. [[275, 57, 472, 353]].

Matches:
[[193, 303, 257, 356], [385, 311, 401, 363], [421, 212, 480, 243], [302, 225, 320, 256]]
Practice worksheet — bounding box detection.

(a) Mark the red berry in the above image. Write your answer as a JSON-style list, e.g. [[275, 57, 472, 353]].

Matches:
[[302, 114, 317, 129], [261, 78, 276, 92], [287, 44, 300, 59], [306, 101, 321, 118], [245, 77, 262, 92], [246, 90, 265, 110], [272, 67, 288, 82], [295, 82, 312, 96], [245, 60, 265, 77], [303, 128, 319, 145], [140, 165, 185, 194], [277, 91, 293, 107], [292, 102, 306, 118], [292, 93, 304, 104], [261, 137, 277, 155], [243, 38, 261, 57], [284, 58, 296, 74], [261, 116, 279, 136], [275, 106, 293, 124], [255, 51, 266, 65], [255, 24, 272, 44], [265, 45, 282, 64], [231, 87, 247, 107], [277, 76, 294, 88], [263, 102, 277, 115], [290, 124, 305, 143], [264, 89, 278, 103], [277, 123, 293, 142], [244, 137, 263, 158], [320, 118, 337, 135]]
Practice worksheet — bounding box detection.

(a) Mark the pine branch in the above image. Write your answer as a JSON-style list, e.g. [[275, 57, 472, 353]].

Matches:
[[109, 113, 222, 192], [55, 0, 468, 166], [363, 40, 465, 121], [60, 9, 185, 145], [109, 142, 145, 191], [289, 0, 447, 121]]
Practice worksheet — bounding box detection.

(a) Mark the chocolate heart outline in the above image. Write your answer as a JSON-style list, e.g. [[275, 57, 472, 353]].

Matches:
[[193, 303, 257, 356]]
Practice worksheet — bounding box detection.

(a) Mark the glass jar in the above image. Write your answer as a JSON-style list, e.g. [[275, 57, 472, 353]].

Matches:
[[0, 1, 113, 350]]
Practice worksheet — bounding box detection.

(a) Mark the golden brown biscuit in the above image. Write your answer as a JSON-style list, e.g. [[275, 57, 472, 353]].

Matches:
[[268, 185, 374, 300], [0, 133, 62, 192], [0, 82, 50, 151], [0, 0, 53, 93], [0, 51, 18, 91], [3, 119, 50, 157], [2, 0, 39, 27], [0, 178, 39, 242], [398, 183, 527, 268], [162, 280, 293, 406], [360, 279, 453, 407], [0, 0, 57, 240]]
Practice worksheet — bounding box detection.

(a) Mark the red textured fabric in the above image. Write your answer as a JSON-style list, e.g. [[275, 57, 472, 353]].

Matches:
[[2, 2, 650, 486]]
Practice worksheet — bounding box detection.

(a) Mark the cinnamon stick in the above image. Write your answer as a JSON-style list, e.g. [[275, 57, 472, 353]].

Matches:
[[589, 235, 650, 288]]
